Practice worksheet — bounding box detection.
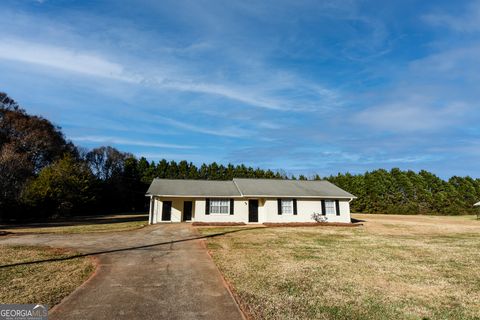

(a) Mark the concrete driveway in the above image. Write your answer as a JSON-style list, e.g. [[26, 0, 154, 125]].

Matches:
[[0, 224, 244, 320]]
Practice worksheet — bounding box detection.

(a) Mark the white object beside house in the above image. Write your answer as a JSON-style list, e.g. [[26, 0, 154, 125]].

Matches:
[[146, 178, 356, 224]]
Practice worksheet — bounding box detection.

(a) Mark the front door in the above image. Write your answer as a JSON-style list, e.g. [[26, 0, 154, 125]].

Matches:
[[183, 201, 193, 221], [248, 199, 259, 223], [162, 201, 172, 221]]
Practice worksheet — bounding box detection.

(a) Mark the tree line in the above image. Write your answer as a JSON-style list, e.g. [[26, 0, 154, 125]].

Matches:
[[1, 92, 479, 221], [326, 170, 480, 215]]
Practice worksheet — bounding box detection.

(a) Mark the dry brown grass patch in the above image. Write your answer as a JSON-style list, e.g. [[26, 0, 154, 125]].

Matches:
[[0, 220, 147, 234], [199, 215, 480, 319], [0, 245, 95, 307]]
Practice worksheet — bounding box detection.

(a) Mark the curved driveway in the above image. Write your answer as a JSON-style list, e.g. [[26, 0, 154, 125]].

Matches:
[[0, 224, 244, 320]]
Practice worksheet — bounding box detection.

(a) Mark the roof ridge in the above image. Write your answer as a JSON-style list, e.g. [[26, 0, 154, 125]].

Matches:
[[153, 178, 234, 182], [234, 178, 328, 182], [154, 178, 330, 182], [232, 179, 243, 196]]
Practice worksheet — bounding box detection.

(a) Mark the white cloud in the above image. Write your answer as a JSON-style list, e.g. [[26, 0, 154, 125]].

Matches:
[[409, 45, 480, 80], [257, 121, 282, 130], [139, 73, 341, 112], [71, 135, 195, 149], [354, 101, 470, 132], [427, 141, 480, 156], [0, 29, 342, 112], [168, 82, 287, 111], [151, 115, 251, 138], [140, 152, 217, 163], [369, 155, 434, 164], [0, 39, 135, 81]]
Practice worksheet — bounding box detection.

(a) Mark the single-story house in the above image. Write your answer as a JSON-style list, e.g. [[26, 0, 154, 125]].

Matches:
[[146, 178, 356, 224]]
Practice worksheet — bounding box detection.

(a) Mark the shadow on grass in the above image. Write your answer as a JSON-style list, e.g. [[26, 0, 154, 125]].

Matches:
[[0, 227, 258, 269], [351, 218, 366, 223], [0, 214, 149, 230]]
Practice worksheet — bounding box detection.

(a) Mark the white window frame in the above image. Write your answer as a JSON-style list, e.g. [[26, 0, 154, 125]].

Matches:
[[281, 199, 294, 215], [209, 198, 230, 214], [325, 200, 336, 215]]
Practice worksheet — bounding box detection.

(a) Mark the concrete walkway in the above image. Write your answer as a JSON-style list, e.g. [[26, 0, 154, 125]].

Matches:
[[0, 224, 244, 320]]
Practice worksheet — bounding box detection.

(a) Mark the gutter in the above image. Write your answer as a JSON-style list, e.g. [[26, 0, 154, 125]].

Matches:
[[146, 195, 355, 199]]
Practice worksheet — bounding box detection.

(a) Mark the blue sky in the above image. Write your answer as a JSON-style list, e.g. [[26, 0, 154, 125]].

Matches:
[[1, 0, 479, 178]]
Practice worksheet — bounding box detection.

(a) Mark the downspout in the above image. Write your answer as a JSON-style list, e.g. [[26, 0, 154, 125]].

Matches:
[[148, 195, 154, 225], [348, 197, 355, 222]]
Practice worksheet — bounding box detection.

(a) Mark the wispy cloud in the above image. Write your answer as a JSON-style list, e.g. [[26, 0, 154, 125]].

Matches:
[[0, 37, 342, 112], [427, 142, 480, 156], [409, 45, 480, 81], [353, 100, 470, 132], [150, 115, 251, 138], [2, 0, 480, 178], [71, 136, 195, 149], [423, 0, 480, 33], [0, 39, 134, 81], [160, 81, 287, 111], [140, 152, 217, 163]]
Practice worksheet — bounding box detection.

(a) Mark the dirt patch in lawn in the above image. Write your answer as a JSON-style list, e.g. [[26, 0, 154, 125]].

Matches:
[[0, 245, 95, 306]]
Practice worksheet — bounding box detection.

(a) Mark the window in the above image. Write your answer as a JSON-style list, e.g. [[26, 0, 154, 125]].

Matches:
[[325, 200, 336, 215], [281, 199, 293, 214], [210, 199, 230, 214]]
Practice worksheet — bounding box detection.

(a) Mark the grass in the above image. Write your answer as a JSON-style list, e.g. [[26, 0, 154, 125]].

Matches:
[[0, 214, 148, 234], [0, 245, 94, 306], [198, 214, 480, 320]]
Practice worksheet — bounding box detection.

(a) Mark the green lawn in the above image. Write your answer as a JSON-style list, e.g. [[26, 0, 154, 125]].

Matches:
[[0, 245, 94, 306], [198, 214, 480, 320], [0, 214, 148, 234]]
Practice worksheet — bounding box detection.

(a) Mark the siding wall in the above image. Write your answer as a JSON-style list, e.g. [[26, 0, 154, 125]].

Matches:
[[262, 198, 351, 223], [152, 197, 197, 223], [194, 199, 248, 223], [151, 197, 352, 224]]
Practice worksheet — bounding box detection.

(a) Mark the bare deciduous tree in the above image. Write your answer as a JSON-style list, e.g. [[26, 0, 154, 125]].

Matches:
[[85, 146, 133, 181]]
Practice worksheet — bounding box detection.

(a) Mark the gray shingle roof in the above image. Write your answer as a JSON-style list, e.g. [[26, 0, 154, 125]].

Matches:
[[233, 178, 355, 198], [146, 178, 355, 199], [146, 179, 242, 197]]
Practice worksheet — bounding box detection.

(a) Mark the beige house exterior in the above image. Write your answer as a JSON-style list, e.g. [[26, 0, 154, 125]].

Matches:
[[147, 178, 356, 224]]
